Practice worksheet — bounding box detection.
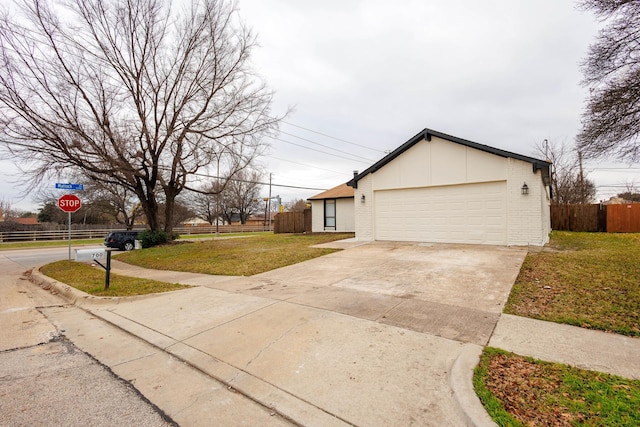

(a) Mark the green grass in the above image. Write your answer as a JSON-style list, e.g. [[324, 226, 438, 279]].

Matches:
[[116, 232, 355, 276], [40, 260, 188, 296], [505, 231, 640, 336], [475, 347, 640, 426]]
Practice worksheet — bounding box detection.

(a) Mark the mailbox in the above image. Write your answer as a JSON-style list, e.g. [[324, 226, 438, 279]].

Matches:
[[75, 248, 107, 262]]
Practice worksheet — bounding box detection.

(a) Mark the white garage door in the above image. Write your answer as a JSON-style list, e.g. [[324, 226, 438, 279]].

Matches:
[[374, 182, 507, 245]]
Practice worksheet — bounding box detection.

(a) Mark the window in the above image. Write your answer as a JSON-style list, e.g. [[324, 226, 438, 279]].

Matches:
[[324, 199, 336, 230]]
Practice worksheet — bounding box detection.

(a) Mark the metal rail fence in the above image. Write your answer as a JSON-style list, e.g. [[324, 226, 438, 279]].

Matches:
[[0, 224, 272, 243]]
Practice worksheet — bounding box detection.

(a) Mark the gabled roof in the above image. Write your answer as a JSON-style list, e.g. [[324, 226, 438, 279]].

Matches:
[[308, 183, 354, 200], [348, 128, 551, 188]]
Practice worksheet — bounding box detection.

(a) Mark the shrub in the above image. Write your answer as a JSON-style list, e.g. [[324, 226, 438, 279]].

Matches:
[[138, 230, 178, 248]]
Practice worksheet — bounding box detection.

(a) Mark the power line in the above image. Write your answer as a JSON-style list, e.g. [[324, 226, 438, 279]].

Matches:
[[168, 167, 328, 192], [281, 120, 385, 154], [269, 156, 348, 175], [269, 136, 374, 164], [278, 129, 376, 162]]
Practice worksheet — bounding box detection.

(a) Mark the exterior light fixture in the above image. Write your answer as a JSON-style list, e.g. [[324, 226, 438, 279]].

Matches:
[[361, 194, 366, 203], [521, 183, 529, 195]]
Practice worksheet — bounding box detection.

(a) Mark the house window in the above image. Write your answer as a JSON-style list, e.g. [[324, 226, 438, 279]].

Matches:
[[324, 199, 336, 230]]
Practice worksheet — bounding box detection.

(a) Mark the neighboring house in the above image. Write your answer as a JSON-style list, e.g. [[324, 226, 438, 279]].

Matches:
[[348, 128, 552, 246], [308, 183, 355, 233], [245, 212, 278, 226], [11, 217, 39, 225]]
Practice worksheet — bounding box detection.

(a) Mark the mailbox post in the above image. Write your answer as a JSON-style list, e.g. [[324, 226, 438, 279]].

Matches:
[[75, 248, 113, 290]]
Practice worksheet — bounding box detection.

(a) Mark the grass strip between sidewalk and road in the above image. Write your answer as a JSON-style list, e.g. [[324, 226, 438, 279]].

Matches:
[[474, 347, 640, 427], [40, 260, 189, 297]]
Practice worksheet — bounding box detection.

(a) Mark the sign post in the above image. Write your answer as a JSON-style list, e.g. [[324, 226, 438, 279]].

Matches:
[[57, 194, 82, 260]]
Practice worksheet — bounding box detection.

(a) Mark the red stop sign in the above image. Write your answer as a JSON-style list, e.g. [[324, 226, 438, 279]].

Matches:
[[58, 194, 82, 213]]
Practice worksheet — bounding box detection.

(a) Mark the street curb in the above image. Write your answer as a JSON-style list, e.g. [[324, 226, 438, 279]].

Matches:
[[30, 265, 498, 427], [29, 267, 351, 426], [449, 343, 497, 427], [28, 268, 173, 306]]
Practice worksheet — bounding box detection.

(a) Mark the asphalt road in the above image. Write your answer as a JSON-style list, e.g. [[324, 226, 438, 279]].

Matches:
[[0, 247, 176, 426], [1, 245, 105, 269]]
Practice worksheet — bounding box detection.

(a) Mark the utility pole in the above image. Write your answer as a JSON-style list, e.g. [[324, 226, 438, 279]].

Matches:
[[268, 173, 272, 230], [578, 150, 585, 204]]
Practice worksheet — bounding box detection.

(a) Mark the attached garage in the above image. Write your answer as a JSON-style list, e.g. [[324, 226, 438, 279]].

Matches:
[[348, 128, 552, 246], [375, 182, 507, 245]]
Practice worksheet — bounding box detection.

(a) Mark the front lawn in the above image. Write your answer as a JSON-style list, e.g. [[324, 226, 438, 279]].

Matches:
[[505, 231, 640, 336], [116, 232, 354, 276]]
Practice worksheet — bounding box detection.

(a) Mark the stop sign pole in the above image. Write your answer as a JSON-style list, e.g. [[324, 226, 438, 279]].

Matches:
[[57, 194, 82, 260]]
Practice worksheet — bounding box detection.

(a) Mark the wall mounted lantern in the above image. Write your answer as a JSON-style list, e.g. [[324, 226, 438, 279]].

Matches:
[[521, 182, 529, 195], [360, 194, 366, 203]]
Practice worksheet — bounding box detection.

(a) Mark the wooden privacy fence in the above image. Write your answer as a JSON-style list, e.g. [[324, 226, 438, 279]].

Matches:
[[273, 209, 312, 234], [550, 204, 606, 232], [606, 204, 640, 233], [551, 204, 640, 232]]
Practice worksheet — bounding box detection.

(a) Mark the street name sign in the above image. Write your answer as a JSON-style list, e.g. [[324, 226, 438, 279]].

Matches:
[[55, 183, 84, 191]]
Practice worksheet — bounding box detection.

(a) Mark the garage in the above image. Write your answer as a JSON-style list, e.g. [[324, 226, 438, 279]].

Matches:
[[348, 128, 552, 246], [374, 182, 507, 245]]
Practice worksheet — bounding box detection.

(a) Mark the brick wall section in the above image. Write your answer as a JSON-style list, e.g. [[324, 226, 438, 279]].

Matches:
[[506, 158, 551, 246], [353, 174, 374, 241]]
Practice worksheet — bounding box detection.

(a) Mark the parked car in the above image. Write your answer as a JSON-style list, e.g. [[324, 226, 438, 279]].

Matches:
[[104, 230, 140, 251]]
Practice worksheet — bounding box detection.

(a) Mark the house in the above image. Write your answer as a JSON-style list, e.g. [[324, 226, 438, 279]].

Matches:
[[245, 212, 278, 226], [12, 217, 39, 225], [308, 183, 355, 232], [347, 128, 552, 246]]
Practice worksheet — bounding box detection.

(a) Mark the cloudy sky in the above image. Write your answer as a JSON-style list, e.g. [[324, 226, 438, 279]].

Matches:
[[2, 0, 639, 212]]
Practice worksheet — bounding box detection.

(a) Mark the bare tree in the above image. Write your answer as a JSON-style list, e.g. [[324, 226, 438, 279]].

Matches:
[[534, 139, 596, 204], [81, 179, 144, 229], [286, 199, 308, 212], [220, 170, 263, 224], [188, 184, 219, 226], [617, 181, 640, 202], [0, 0, 280, 235], [577, 0, 640, 161]]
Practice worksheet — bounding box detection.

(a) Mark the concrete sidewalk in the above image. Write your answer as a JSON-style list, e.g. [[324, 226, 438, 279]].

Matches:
[[29, 241, 640, 426]]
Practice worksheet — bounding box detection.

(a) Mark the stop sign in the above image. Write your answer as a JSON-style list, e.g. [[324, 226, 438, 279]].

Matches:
[[58, 194, 82, 213]]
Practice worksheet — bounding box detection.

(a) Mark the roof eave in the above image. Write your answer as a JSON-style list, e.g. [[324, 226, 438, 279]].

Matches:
[[348, 128, 552, 188]]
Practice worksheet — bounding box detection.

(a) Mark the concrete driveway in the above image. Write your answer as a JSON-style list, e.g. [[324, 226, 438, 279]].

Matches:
[[202, 241, 527, 346], [47, 241, 527, 426]]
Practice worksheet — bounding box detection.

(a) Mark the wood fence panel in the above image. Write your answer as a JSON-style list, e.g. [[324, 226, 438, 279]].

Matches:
[[607, 204, 640, 232], [550, 204, 603, 232], [304, 209, 312, 233], [274, 212, 304, 233]]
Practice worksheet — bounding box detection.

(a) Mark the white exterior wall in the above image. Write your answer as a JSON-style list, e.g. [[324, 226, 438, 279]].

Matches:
[[310, 200, 324, 233], [353, 174, 374, 241], [353, 136, 551, 246], [373, 137, 508, 189], [310, 198, 356, 233], [336, 198, 355, 232], [505, 158, 551, 246]]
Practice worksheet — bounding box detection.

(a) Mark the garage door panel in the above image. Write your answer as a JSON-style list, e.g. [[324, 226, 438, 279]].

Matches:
[[374, 182, 507, 245]]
